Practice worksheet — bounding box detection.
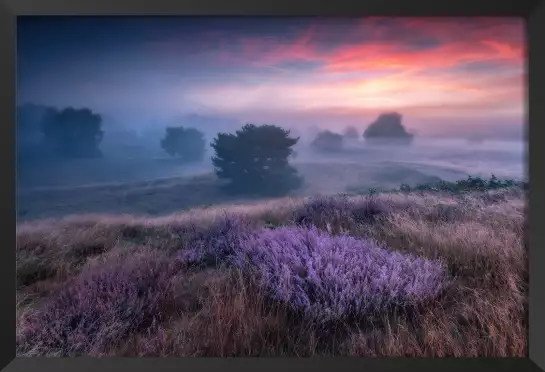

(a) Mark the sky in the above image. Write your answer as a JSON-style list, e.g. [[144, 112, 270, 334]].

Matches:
[[17, 16, 526, 139]]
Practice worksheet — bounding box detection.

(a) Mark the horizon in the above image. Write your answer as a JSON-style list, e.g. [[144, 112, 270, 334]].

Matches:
[[17, 16, 526, 140]]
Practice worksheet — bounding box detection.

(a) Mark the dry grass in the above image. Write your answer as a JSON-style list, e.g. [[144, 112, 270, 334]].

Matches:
[[16, 187, 527, 357]]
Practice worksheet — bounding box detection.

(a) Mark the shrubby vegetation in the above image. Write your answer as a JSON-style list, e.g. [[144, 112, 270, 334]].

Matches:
[[17, 104, 104, 161], [176, 214, 254, 266], [17, 104, 54, 161], [160, 126, 206, 162], [347, 175, 524, 196], [232, 226, 448, 321], [398, 175, 522, 193], [211, 124, 303, 196], [16, 179, 526, 356], [173, 215, 448, 322], [42, 107, 104, 158], [17, 249, 180, 356], [363, 112, 414, 142], [311, 130, 344, 152]]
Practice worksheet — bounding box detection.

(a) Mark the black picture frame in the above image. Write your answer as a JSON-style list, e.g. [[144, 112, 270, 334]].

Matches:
[[2, 0, 544, 371]]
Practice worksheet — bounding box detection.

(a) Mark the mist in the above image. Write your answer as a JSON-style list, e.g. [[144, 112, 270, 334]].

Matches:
[[17, 103, 525, 191], [16, 16, 526, 220]]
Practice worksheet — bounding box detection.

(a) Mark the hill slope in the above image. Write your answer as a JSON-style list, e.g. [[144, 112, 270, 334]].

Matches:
[[17, 161, 449, 221], [16, 184, 526, 357]]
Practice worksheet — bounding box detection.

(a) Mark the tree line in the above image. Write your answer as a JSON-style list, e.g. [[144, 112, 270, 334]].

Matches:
[[17, 105, 304, 197], [17, 105, 413, 197]]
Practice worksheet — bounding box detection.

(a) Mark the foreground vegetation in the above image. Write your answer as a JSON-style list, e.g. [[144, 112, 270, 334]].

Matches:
[[16, 178, 526, 356]]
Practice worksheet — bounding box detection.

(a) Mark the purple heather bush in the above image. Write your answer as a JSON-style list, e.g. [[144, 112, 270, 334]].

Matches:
[[231, 226, 449, 322], [176, 214, 254, 266], [17, 249, 181, 356]]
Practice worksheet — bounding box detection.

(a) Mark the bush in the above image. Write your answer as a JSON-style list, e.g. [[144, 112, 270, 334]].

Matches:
[[399, 175, 522, 194], [211, 124, 303, 196], [176, 214, 255, 267], [41, 107, 104, 158], [17, 249, 180, 356], [232, 226, 449, 322], [17, 104, 57, 162], [363, 112, 413, 140], [161, 126, 206, 162], [311, 130, 344, 152]]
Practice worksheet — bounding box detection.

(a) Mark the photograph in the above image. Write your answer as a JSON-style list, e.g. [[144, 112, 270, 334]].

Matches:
[[15, 16, 527, 357]]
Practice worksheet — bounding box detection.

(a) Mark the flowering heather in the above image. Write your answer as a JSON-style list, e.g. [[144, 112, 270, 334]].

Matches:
[[15, 185, 526, 356], [176, 214, 253, 266], [17, 249, 181, 356], [232, 226, 449, 321]]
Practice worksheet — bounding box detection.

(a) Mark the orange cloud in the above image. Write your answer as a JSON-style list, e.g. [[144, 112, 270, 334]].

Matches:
[[178, 18, 525, 127], [324, 40, 522, 73], [184, 66, 523, 118]]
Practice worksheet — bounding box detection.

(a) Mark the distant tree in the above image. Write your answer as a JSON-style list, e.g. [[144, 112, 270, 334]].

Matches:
[[41, 107, 104, 158], [343, 126, 359, 140], [211, 124, 303, 196], [363, 112, 413, 140], [17, 104, 56, 161], [311, 130, 344, 152], [161, 126, 206, 162]]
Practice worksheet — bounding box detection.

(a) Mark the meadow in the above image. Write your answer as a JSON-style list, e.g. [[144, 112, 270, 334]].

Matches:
[[16, 179, 527, 356], [16, 138, 524, 221]]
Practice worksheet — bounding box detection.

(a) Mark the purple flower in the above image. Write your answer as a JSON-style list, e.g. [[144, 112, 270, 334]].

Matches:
[[232, 226, 448, 321], [17, 250, 179, 356], [176, 214, 253, 266]]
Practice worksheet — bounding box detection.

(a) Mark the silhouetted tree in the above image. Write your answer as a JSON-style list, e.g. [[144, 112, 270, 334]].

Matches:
[[363, 112, 413, 142], [343, 126, 359, 140], [161, 126, 206, 162], [17, 104, 56, 161], [41, 107, 104, 158], [211, 124, 303, 196], [311, 130, 344, 152]]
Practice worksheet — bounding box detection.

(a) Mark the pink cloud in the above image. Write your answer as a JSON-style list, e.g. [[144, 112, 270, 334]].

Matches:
[[149, 18, 525, 128], [207, 18, 523, 82], [323, 31, 523, 73]]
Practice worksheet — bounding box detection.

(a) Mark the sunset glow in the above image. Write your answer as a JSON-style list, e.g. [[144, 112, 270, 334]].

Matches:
[[17, 17, 525, 138]]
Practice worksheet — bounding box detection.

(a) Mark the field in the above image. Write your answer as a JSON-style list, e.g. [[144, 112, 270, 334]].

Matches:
[[16, 182, 527, 356], [17, 161, 449, 221], [17, 139, 524, 222]]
